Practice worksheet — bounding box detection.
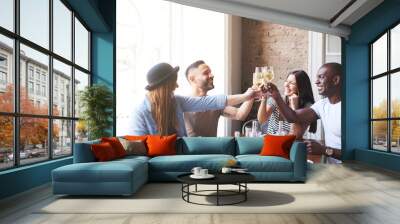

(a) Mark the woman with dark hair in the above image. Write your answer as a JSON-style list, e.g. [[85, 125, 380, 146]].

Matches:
[[257, 70, 316, 138]]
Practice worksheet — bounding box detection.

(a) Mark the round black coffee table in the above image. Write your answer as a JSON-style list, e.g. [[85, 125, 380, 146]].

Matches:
[[177, 173, 255, 206]]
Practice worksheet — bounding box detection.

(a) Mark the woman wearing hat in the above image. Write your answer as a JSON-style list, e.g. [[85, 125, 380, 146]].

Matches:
[[130, 62, 257, 136]]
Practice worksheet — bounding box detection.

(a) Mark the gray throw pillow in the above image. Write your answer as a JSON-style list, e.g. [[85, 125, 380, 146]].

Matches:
[[118, 137, 147, 156]]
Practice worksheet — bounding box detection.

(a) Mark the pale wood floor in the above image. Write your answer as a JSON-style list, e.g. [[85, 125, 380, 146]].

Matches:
[[1, 162, 400, 224]]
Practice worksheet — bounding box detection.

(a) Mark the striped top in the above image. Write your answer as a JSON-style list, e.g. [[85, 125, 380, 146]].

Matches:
[[265, 98, 291, 135]]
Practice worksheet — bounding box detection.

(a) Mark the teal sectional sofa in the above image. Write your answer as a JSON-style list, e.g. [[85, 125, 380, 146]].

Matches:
[[52, 137, 307, 196]]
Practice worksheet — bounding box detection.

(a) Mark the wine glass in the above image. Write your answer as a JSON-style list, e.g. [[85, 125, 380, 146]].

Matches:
[[252, 67, 263, 101], [262, 66, 275, 84], [253, 67, 263, 88]]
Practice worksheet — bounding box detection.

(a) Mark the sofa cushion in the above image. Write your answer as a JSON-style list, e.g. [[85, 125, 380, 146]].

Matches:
[[118, 138, 147, 156], [260, 135, 296, 159], [148, 154, 235, 172], [101, 137, 127, 158], [91, 142, 118, 161], [147, 134, 177, 157], [53, 163, 133, 183], [73, 139, 100, 163], [235, 137, 263, 155], [53, 159, 147, 183], [115, 155, 150, 164], [124, 135, 148, 141], [178, 137, 235, 155], [236, 155, 293, 172]]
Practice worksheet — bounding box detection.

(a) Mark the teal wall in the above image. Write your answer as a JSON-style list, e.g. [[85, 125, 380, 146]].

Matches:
[[344, 0, 400, 170], [91, 0, 116, 135], [92, 32, 114, 137], [0, 158, 72, 199], [0, 0, 116, 200], [355, 149, 400, 172]]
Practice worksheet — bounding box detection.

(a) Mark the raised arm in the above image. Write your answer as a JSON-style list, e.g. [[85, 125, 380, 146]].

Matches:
[[265, 83, 318, 124], [257, 97, 273, 124], [177, 94, 227, 112], [223, 98, 254, 121], [226, 88, 256, 106], [178, 88, 257, 113]]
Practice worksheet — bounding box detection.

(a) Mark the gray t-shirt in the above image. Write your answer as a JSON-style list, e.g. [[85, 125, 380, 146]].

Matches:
[[184, 109, 223, 137]]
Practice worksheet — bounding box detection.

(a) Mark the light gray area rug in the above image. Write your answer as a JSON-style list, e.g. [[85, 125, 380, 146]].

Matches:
[[38, 183, 362, 214]]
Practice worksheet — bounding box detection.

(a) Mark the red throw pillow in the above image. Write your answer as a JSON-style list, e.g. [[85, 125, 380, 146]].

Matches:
[[146, 134, 177, 157], [91, 142, 117, 161], [260, 134, 296, 159], [101, 137, 127, 158]]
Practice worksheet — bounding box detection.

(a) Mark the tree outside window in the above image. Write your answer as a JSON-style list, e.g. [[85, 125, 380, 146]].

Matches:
[[371, 24, 400, 153]]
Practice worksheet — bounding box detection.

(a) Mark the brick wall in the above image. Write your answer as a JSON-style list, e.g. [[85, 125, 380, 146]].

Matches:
[[241, 18, 309, 119]]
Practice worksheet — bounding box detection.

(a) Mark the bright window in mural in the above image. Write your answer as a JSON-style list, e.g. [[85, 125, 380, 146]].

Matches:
[[371, 23, 400, 153], [116, 0, 225, 136], [0, 0, 91, 170]]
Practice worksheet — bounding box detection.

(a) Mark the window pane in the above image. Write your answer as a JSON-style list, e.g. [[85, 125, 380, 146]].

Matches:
[[372, 33, 387, 76], [0, 116, 13, 170], [0, 0, 14, 31], [326, 35, 341, 53], [390, 24, 400, 70], [372, 121, 388, 151], [372, 77, 387, 119], [392, 72, 400, 118], [74, 69, 89, 118], [75, 18, 89, 69], [53, 119, 72, 158], [20, 44, 49, 115], [53, 0, 72, 60], [0, 34, 14, 112], [392, 120, 400, 153], [20, 0, 49, 49], [20, 117, 49, 165], [53, 59, 72, 117], [75, 120, 88, 143]]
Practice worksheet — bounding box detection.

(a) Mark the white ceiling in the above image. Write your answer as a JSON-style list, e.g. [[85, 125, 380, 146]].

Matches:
[[166, 0, 384, 38], [225, 0, 353, 22]]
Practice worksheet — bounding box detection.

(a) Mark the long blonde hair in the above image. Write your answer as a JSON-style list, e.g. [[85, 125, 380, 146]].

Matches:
[[147, 75, 177, 135]]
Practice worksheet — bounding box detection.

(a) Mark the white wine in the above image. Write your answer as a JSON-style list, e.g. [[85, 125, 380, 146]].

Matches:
[[263, 71, 274, 82], [253, 72, 263, 88]]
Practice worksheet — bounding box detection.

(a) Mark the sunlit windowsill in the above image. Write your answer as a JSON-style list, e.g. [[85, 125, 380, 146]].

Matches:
[[0, 156, 72, 176], [368, 148, 400, 155]]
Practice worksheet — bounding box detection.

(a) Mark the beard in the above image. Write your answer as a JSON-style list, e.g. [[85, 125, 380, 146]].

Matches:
[[200, 79, 214, 91], [207, 82, 214, 90]]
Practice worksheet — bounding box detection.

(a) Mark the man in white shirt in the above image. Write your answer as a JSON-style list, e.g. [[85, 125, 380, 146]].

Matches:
[[265, 63, 342, 162]]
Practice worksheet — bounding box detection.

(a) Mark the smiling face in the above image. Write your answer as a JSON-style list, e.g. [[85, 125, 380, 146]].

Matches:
[[189, 63, 214, 91], [284, 74, 298, 96], [315, 66, 340, 96]]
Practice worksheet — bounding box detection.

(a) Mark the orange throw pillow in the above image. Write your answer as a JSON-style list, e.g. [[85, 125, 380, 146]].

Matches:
[[91, 142, 117, 161], [124, 135, 148, 141], [260, 134, 296, 159], [146, 134, 177, 157], [101, 137, 127, 158]]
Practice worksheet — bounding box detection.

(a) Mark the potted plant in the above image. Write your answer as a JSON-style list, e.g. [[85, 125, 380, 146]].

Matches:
[[79, 84, 113, 140]]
